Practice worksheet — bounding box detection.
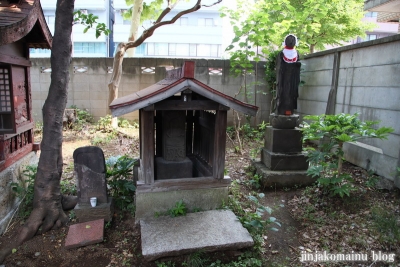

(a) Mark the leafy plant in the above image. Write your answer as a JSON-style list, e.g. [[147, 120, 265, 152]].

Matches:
[[302, 113, 393, 197], [11, 164, 37, 218], [97, 115, 114, 132], [106, 155, 136, 213], [248, 173, 262, 189], [60, 179, 77, 195], [182, 251, 209, 267], [70, 105, 94, 123], [168, 199, 187, 217], [73, 10, 111, 38], [243, 193, 281, 232]]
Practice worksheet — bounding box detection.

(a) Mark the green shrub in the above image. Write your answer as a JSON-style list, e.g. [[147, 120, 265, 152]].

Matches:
[[106, 155, 136, 213], [11, 165, 37, 218], [302, 113, 393, 197]]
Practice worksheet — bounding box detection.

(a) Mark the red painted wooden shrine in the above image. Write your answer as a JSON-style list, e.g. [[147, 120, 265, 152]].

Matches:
[[0, 0, 52, 171]]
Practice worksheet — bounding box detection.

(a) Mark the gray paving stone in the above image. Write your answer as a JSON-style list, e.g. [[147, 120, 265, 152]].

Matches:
[[140, 210, 254, 261]]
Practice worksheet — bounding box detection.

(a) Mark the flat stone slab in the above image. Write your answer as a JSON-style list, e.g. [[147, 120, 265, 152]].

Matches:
[[141, 210, 254, 261], [64, 219, 104, 249]]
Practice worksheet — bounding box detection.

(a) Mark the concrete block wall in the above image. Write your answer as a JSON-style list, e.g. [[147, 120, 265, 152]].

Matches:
[[0, 152, 38, 235], [298, 34, 400, 184], [30, 58, 271, 125]]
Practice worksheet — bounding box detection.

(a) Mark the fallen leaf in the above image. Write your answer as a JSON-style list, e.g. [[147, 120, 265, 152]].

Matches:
[[86, 225, 91, 229]]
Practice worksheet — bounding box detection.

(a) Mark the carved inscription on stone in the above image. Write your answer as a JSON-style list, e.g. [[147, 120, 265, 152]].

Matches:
[[162, 111, 186, 161]]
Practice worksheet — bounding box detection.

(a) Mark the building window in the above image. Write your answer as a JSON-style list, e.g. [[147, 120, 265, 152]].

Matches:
[[29, 48, 51, 57], [197, 44, 221, 57], [198, 18, 214, 27], [189, 44, 197, 57], [0, 67, 13, 130], [44, 15, 55, 24], [177, 17, 188, 26], [135, 43, 146, 55], [147, 43, 168, 56], [367, 34, 377, 41], [365, 12, 378, 18], [73, 42, 107, 56]]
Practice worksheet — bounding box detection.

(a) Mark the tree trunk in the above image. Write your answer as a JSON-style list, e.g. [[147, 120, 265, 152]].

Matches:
[[310, 44, 315, 53], [0, 0, 76, 262], [107, 0, 201, 128], [126, 0, 144, 58]]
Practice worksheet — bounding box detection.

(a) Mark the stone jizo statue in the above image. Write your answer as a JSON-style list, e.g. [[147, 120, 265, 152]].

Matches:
[[274, 34, 301, 116]]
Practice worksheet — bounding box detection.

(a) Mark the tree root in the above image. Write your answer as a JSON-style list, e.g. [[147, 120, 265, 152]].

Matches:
[[0, 200, 70, 263]]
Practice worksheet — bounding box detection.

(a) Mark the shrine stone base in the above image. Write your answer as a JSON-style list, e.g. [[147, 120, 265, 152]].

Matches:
[[155, 157, 193, 179], [261, 148, 308, 171], [252, 161, 314, 188], [135, 177, 230, 224], [74, 197, 114, 223], [141, 210, 253, 261], [252, 124, 315, 187]]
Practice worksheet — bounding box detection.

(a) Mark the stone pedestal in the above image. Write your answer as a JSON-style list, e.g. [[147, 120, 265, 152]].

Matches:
[[253, 119, 315, 188], [74, 197, 114, 223], [155, 157, 193, 179], [73, 146, 114, 223]]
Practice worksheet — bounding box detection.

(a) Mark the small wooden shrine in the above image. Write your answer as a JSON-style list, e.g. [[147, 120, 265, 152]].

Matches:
[[111, 61, 257, 183], [0, 0, 52, 171], [110, 61, 258, 220]]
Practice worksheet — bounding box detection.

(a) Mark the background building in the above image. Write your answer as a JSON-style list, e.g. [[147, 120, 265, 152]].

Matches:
[[31, 0, 224, 58]]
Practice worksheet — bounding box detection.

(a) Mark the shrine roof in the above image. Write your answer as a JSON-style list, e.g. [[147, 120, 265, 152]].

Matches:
[[109, 61, 259, 117], [0, 0, 52, 48]]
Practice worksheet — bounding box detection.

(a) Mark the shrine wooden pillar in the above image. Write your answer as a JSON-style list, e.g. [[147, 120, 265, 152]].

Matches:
[[140, 109, 154, 184], [213, 109, 227, 179]]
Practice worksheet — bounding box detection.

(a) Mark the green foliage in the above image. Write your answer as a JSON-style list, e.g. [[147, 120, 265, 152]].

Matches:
[[182, 251, 209, 267], [70, 105, 94, 124], [248, 173, 262, 189], [168, 199, 187, 217], [73, 10, 111, 38], [221, 0, 375, 54], [209, 252, 262, 267], [34, 121, 43, 135], [155, 261, 175, 267], [371, 206, 400, 245], [264, 50, 280, 97], [91, 132, 116, 146], [118, 118, 138, 128], [11, 165, 37, 219], [60, 179, 77, 195], [106, 155, 136, 213], [302, 113, 393, 197], [97, 115, 114, 132]]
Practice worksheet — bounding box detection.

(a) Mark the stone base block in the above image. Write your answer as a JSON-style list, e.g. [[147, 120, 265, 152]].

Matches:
[[253, 161, 315, 188], [261, 148, 308, 171], [141, 210, 253, 261], [264, 126, 303, 153], [155, 157, 193, 179], [74, 197, 114, 223], [269, 113, 299, 129], [135, 187, 228, 224]]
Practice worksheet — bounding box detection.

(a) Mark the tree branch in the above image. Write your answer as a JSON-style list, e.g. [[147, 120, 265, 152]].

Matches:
[[124, 0, 201, 50], [202, 0, 222, 7]]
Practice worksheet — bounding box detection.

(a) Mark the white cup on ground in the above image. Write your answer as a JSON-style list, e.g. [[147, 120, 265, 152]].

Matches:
[[90, 197, 97, 207]]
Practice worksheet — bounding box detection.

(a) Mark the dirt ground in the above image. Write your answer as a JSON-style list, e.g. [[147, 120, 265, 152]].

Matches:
[[1, 126, 399, 267]]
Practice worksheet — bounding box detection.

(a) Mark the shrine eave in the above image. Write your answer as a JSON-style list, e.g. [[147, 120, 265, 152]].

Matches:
[[0, 0, 52, 48], [109, 61, 259, 117]]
